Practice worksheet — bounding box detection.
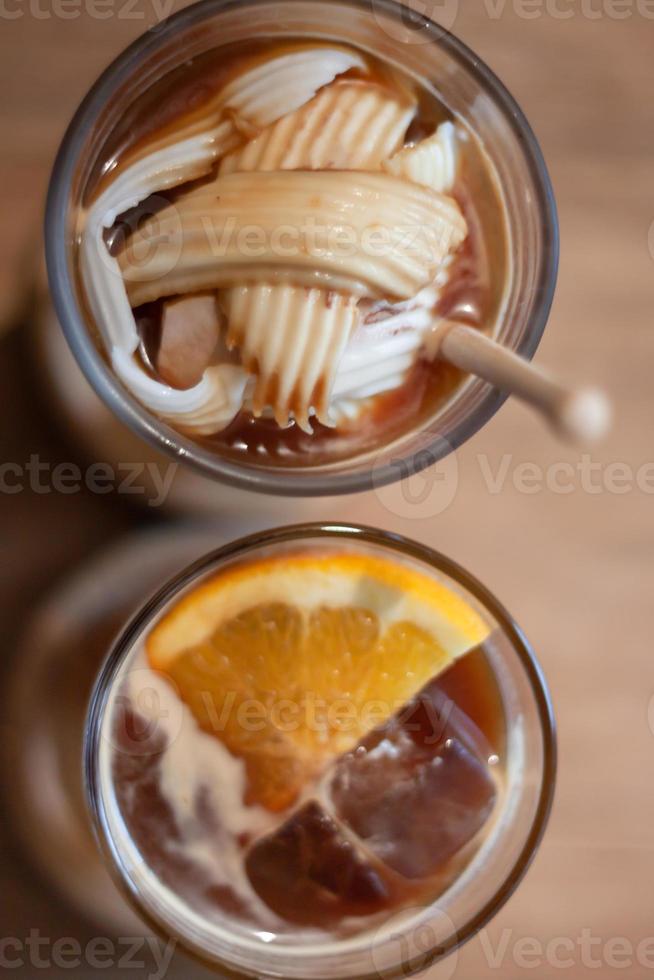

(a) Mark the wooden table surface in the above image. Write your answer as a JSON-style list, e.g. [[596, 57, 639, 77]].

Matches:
[[1, 2, 653, 977]]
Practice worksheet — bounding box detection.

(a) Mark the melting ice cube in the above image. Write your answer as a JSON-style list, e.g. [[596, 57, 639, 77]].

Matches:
[[330, 682, 497, 879], [245, 800, 391, 924]]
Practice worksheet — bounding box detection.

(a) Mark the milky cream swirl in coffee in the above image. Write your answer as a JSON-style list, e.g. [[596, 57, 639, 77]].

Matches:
[[78, 42, 507, 454]]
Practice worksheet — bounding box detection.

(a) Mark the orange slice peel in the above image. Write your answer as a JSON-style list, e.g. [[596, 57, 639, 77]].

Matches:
[[146, 552, 490, 811]]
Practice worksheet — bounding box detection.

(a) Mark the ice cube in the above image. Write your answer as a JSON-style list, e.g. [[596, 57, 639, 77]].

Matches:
[[397, 677, 495, 764], [330, 683, 497, 879], [157, 293, 222, 389], [245, 800, 391, 925]]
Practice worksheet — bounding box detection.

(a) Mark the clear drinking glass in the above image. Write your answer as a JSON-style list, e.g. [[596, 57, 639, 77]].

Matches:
[[3, 523, 260, 935], [85, 522, 556, 979], [45, 0, 558, 496], [31, 285, 331, 519]]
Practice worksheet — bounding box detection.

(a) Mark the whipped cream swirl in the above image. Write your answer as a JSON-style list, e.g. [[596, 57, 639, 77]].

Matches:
[[80, 46, 465, 435]]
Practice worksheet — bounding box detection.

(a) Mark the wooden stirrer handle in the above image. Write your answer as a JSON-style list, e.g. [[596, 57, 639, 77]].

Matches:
[[438, 322, 611, 444]]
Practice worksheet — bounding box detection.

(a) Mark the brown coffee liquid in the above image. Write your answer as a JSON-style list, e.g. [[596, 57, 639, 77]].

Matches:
[[81, 39, 508, 467], [111, 639, 506, 937]]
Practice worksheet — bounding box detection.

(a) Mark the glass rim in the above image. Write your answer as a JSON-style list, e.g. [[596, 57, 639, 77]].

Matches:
[[84, 521, 557, 979], [45, 0, 559, 497]]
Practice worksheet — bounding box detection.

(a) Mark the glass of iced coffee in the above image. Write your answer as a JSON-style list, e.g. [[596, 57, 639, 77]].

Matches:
[[85, 522, 555, 978], [46, 0, 557, 495]]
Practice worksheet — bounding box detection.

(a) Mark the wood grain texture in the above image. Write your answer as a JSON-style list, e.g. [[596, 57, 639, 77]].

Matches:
[[0, 2, 653, 977]]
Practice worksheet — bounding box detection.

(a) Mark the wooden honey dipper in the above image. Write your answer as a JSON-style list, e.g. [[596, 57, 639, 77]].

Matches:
[[434, 321, 611, 444]]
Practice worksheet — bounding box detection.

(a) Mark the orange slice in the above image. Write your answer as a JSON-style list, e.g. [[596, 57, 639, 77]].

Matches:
[[147, 552, 489, 812]]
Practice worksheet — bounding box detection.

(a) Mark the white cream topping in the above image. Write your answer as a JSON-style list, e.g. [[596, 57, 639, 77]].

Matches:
[[223, 284, 359, 431], [122, 651, 281, 925], [219, 78, 415, 175], [384, 120, 458, 192], [219, 48, 367, 130], [120, 171, 463, 306], [80, 42, 463, 436], [216, 79, 417, 429], [80, 47, 366, 434]]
